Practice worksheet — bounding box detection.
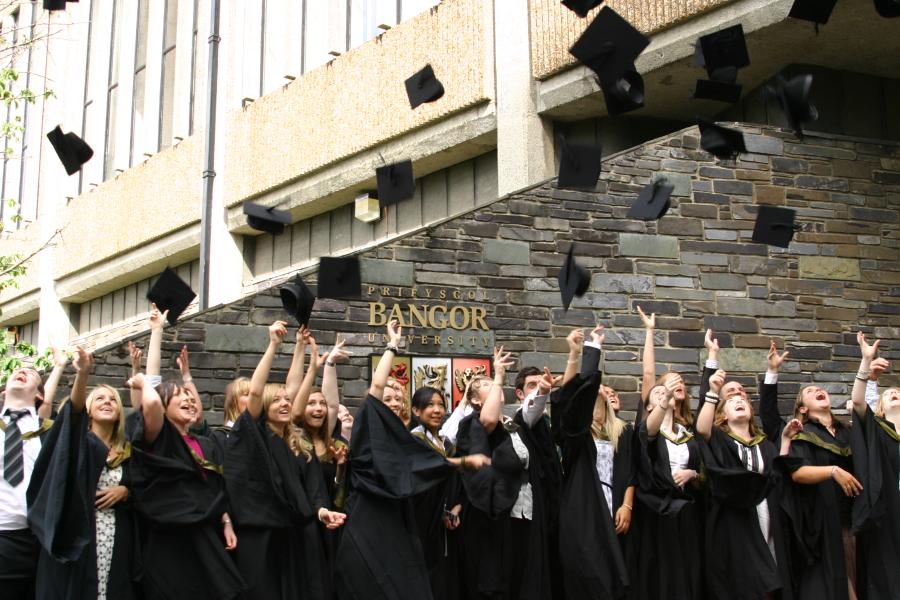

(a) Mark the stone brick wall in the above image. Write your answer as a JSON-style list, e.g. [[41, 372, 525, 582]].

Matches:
[[65, 123, 900, 422]]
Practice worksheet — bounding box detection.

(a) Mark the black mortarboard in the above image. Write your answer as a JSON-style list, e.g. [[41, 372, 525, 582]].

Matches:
[[376, 160, 415, 208], [317, 256, 361, 300], [628, 179, 674, 220], [752, 205, 800, 248], [405, 65, 444, 109], [697, 24, 750, 83], [874, 0, 900, 19], [46, 125, 93, 175], [43, 0, 68, 10], [146, 267, 196, 325], [561, 0, 604, 18], [569, 7, 649, 87], [788, 0, 838, 23], [770, 73, 818, 138], [692, 79, 743, 103], [600, 69, 645, 116], [556, 135, 602, 189], [557, 245, 591, 311], [280, 275, 315, 326], [244, 202, 291, 235], [698, 118, 747, 160]]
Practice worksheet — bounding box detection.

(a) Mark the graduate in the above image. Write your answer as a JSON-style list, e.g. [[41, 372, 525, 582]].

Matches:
[[334, 320, 489, 600], [225, 320, 345, 600], [760, 347, 861, 600], [28, 347, 141, 600], [631, 307, 704, 600], [694, 334, 797, 600], [127, 304, 245, 600], [410, 385, 466, 600], [850, 332, 900, 600], [553, 326, 632, 600]]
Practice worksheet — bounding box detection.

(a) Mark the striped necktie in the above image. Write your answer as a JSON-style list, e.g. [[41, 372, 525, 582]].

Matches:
[[3, 409, 30, 486]]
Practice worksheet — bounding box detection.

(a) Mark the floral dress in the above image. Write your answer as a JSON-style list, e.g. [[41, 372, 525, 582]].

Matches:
[[95, 464, 123, 600]]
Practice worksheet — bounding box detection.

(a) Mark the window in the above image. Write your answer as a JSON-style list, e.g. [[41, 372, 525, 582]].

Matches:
[[130, 0, 149, 166], [80, 0, 103, 194], [188, 0, 200, 135], [159, 0, 178, 150], [104, 0, 124, 179]]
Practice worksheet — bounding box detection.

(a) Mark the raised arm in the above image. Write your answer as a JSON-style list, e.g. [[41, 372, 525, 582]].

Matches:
[[69, 346, 94, 414], [292, 336, 322, 424], [780, 418, 803, 456], [637, 305, 656, 403], [176, 345, 200, 407], [369, 320, 402, 401], [696, 369, 726, 441], [760, 340, 788, 441], [697, 328, 721, 402], [38, 344, 68, 419], [562, 329, 584, 385], [248, 321, 287, 420], [132, 373, 165, 444], [853, 332, 880, 419], [322, 335, 352, 436], [866, 358, 889, 411], [284, 327, 309, 402], [646, 383, 676, 439], [480, 346, 515, 434], [146, 303, 167, 379], [127, 341, 143, 409]]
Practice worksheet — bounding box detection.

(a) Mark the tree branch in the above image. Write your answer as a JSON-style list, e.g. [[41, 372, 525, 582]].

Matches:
[[0, 227, 61, 280]]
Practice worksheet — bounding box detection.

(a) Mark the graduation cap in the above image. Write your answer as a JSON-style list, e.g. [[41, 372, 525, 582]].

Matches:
[[628, 179, 674, 220], [697, 24, 750, 83], [788, 0, 838, 23], [692, 79, 742, 104], [556, 134, 602, 189], [46, 126, 93, 175], [698, 118, 747, 160], [874, 0, 900, 19], [244, 202, 291, 235], [570, 7, 649, 87], [146, 267, 196, 325], [769, 73, 818, 138], [279, 275, 316, 327], [376, 160, 415, 208], [43, 0, 71, 10], [404, 64, 444, 109], [561, 0, 604, 18], [601, 69, 645, 116], [752, 205, 800, 248], [317, 256, 361, 300], [557, 245, 591, 311]]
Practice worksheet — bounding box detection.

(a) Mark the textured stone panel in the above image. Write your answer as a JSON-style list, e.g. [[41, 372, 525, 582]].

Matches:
[[798, 256, 861, 281]]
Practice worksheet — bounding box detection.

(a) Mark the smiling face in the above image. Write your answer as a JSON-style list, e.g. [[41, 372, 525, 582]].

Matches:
[[267, 387, 293, 426], [337, 403, 353, 427], [87, 385, 121, 425], [164, 385, 195, 428], [877, 387, 900, 417], [382, 384, 404, 419], [795, 385, 831, 420], [600, 385, 620, 413], [4, 367, 42, 406], [305, 391, 327, 431], [721, 392, 752, 424], [413, 392, 446, 432]]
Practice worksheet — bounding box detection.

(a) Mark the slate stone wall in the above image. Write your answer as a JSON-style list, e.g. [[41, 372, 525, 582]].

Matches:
[[71, 123, 900, 421]]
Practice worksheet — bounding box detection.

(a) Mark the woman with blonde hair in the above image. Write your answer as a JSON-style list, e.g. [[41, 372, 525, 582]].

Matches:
[[849, 333, 900, 600], [695, 333, 799, 600], [225, 321, 345, 600], [28, 346, 141, 600]]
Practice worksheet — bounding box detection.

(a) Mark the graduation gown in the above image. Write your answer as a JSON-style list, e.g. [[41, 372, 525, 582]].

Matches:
[[631, 418, 704, 600], [130, 417, 245, 600], [851, 406, 900, 600], [411, 427, 465, 600], [552, 345, 630, 600], [334, 394, 454, 600], [225, 410, 319, 600], [456, 406, 558, 600], [27, 403, 141, 600]]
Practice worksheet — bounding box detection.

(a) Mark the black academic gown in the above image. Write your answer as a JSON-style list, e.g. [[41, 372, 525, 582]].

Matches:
[[631, 415, 704, 600], [552, 345, 631, 600], [225, 410, 318, 600], [456, 405, 558, 600], [761, 390, 851, 600], [334, 394, 454, 600], [851, 406, 900, 600], [130, 417, 245, 600], [27, 403, 141, 600], [411, 428, 466, 600]]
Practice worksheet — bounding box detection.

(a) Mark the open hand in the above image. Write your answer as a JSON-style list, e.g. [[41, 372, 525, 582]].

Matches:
[[95, 485, 128, 509], [636, 305, 655, 330], [767, 340, 789, 372]]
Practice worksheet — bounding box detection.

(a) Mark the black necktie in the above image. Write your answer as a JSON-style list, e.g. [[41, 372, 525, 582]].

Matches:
[[4, 409, 30, 486]]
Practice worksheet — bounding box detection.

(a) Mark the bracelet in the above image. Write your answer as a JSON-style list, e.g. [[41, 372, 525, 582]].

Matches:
[[385, 344, 399, 354], [567, 358, 579, 364], [326, 360, 336, 367], [855, 375, 869, 382], [461, 456, 467, 470], [222, 517, 231, 525], [704, 392, 719, 405], [622, 503, 632, 511], [857, 370, 870, 380], [830, 466, 837, 479], [182, 375, 193, 383]]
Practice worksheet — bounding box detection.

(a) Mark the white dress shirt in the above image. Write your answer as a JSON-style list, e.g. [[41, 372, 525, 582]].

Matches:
[[0, 406, 43, 530]]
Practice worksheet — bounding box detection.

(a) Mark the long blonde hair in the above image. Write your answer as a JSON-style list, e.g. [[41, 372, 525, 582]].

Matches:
[[224, 377, 251, 424], [591, 387, 626, 452], [876, 387, 900, 419], [386, 376, 411, 427], [263, 383, 312, 461], [656, 372, 694, 428], [86, 385, 127, 453]]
